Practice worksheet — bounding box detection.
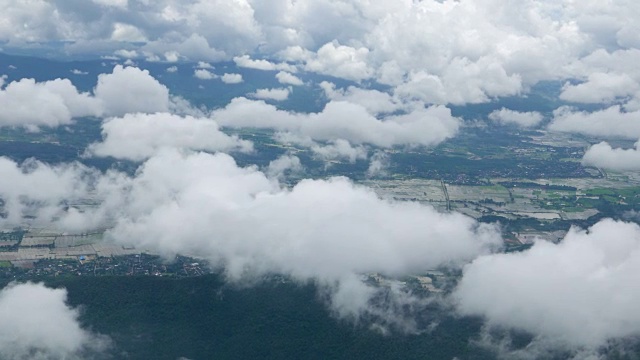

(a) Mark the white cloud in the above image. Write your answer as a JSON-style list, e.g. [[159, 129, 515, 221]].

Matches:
[[92, 0, 127, 9], [275, 71, 303, 86], [560, 72, 640, 104], [196, 61, 213, 69], [0, 148, 500, 322], [94, 65, 170, 116], [213, 97, 460, 148], [96, 150, 501, 319], [166, 66, 178, 73], [367, 151, 390, 178], [0, 282, 109, 359], [488, 108, 544, 128], [0, 146, 498, 329], [221, 73, 243, 84], [193, 69, 216, 80], [266, 154, 303, 180], [142, 34, 227, 62], [0, 157, 94, 227], [233, 55, 296, 72], [111, 23, 145, 42], [582, 141, 640, 171], [549, 105, 640, 139], [1, 0, 639, 105], [250, 88, 290, 101], [310, 139, 368, 163], [86, 112, 253, 161], [455, 219, 640, 349], [320, 81, 405, 116], [0, 78, 101, 129], [114, 49, 138, 59], [70, 69, 88, 75], [305, 42, 373, 81]]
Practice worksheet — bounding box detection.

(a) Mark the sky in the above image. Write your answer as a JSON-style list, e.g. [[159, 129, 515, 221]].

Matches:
[[1, 1, 640, 358]]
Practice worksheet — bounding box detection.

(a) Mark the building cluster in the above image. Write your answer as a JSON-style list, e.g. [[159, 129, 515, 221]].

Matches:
[[0, 253, 211, 281]]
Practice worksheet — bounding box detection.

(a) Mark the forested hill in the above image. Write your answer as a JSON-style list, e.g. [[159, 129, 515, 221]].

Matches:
[[22, 275, 493, 360]]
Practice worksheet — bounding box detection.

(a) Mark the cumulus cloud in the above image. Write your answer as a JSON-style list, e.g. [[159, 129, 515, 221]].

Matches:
[[95, 150, 501, 319], [249, 88, 290, 101], [92, 0, 128, 9], [86, 113, 253, 161], [275, 71, 303, 86], [0, 282, 109, 359], [0, 157, 94, 228], [563, 49, 640, 108], [455, 219, 640, 349], [266, 154, 303, 180], [549, 105, 640, 139], [0, 78, 101, 129], [367, 151, 390, 178], [560, 72, 640, 104], [193, 69, 216, 80], [2, 0, 639, 106], [311, 139, 368, 163], [196, 61, 213, 69], [582, 141, 640, 171], [213, 97, 460, 148], [94, 65, 170, 116], [221, 73, 243, 84], [142, 34, 227, 62], [0, 148, 501, 323], [488, 108, 544, 128], [233, 55, 296, 72], [320, 81, 405, 116], [305, 42, 373, 81]]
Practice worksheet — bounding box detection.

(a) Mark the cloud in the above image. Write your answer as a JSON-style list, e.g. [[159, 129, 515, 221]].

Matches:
[[221, 73, 243, 84], [454, 219, 640, 349], [111, 23, 145, 42], [0, 78, 101, 129], [367, 151, 390, 178], [249, 88, 290, 101], [233, 55, 296, 72], [549, 105, 640, 139], [275, 71, 303, 86], [310, 139, 368, 163], [0, 282, 109, 360], [92, 0, 128, 9], [1, 0, 639, 106], [563, 49, 640, 108], [266, 154, 303, 180], [193, 69, 216, 80], [94, 65, 170, 116], [488, 108, 544, 128], [320, 81, 405, 116], [1, 149, 499, 323], [305, 42, 373, 81], [196, 61, 213, 69], [582, 141, 640, 171], [95, 150, 501, 319], [141, 34, 227, 62], [560, 72, 640, 104], [212, 97, 460, 148], [0, 157, 94, 228], [86, 112, 253, 161]]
